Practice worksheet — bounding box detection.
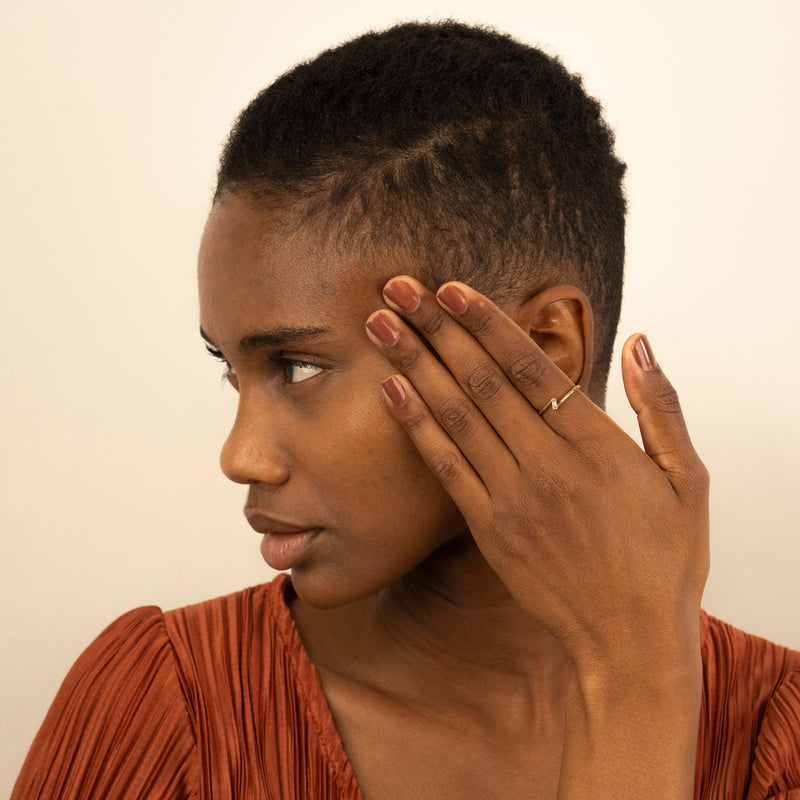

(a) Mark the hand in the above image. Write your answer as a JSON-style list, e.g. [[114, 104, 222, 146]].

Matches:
[[366, 276, 708, 672], [364, 278, 708, 669], [366, 276, 708, 797]]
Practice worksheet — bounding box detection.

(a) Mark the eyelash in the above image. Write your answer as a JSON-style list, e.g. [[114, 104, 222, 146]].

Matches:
[[204, 343, 322, 385], [205, 343, 235, 381]]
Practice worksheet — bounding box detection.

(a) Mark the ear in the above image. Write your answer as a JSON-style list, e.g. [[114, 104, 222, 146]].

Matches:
[[507, 285, 594, 389]]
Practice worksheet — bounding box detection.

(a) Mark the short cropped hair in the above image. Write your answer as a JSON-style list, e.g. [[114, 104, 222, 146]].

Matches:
[[216, 21, 627, 399]]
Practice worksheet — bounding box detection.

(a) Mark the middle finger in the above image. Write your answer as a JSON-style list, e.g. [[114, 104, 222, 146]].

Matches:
[[375, 275, 555, 451]]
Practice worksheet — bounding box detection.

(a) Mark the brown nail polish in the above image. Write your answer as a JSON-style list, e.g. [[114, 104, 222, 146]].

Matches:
[[634, 335, 658, 372], [437, 284, 468, 314], [384, 279, 420, 312], [366, 312, 400, 346], [382, 376, 406, 406]]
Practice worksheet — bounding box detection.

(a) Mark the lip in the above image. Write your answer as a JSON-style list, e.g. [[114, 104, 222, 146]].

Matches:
[[245, 509, 322, 571]]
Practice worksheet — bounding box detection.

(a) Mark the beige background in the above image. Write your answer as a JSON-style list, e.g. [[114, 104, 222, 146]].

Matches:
[[2, 0, 798, 792]]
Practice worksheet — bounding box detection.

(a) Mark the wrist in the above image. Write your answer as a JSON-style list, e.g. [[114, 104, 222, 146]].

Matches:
[[570, 657, 702, 725], [567, 608, 703, 693], [566, 636, 703, 755], [559, 641, 702, 800]]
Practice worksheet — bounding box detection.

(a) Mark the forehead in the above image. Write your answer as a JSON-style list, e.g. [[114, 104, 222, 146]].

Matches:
[[198, 195, 400, 339], [200, 195, 358, 299]]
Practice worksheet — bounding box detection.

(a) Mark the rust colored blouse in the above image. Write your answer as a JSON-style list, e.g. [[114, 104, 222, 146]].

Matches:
[[12, 575, 800, 799]]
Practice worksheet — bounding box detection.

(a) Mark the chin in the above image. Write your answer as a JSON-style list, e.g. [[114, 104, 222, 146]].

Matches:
[[287, 563, 386, 610], [286, 528, 469, 610]]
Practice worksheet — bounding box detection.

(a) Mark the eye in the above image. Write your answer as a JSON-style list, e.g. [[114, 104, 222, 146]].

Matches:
[[204, 342, 237, 383], [281, 358, 324, 384]]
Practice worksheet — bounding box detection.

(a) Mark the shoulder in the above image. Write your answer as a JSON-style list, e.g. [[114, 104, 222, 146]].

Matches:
[[161, 573, 303, 682], [15, 576, 359, 799], [698, 611, 800, 799], [160, 573, 328, 726], [159, 574, 357, 796], [37, 603, 185, 723], [13, 604, 198, 799], [700, 610, 800, 722], [162, 573, 289, 646]]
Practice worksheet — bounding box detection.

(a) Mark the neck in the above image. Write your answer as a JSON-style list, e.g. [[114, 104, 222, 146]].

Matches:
[[293, 535, 570, 720], [380, 536, 568, 682]]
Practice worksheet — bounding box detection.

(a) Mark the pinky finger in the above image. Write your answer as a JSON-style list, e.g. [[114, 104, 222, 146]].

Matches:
[[381, 375, 489, 510]]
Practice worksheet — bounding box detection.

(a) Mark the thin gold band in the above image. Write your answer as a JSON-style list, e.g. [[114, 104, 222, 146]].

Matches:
[[538, 384, 581, 416]]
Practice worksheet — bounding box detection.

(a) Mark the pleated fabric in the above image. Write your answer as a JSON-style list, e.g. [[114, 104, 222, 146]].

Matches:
[[696, 610, 800, 799], [12, 576, 361, 799], [12, 577, 800, 799]]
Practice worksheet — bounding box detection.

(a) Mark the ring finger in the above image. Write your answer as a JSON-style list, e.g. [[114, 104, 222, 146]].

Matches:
[[365, 308, 519, 478]]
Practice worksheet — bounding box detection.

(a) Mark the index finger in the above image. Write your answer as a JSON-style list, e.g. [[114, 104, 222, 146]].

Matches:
[[436, 282, 591, 432]]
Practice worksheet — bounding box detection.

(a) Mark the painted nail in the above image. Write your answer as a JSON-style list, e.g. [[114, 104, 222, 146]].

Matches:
[[437, 284, 468, 314], [366, 312, 400, 346], [634, 335, 658, 372], [382, 376, 406, 406], [383, 279, 420, 312]]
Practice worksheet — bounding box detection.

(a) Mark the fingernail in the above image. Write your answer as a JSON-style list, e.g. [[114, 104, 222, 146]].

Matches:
[[366, 312, 400, 346], [437, 284, 468, 314], [634, 335, 658, 372], [382, 376, 406, 406], [383, 279, 420, 312]]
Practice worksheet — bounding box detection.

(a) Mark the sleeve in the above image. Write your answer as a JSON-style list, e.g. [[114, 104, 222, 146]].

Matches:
[[747, 665, 800, 800], [11, 606, 198, 800]]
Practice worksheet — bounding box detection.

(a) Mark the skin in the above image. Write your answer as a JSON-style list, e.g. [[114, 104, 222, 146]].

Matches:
[[198, 195, 468, 608], [198, 192, 710, 799]]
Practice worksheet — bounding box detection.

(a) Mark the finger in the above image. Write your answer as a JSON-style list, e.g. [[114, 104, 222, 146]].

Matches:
[[621, 334, 708, 498], [381, 276, 549, 448], [380, 374, 490, 513], [366, 308, 518, 477], [434, 280, 591, 434]]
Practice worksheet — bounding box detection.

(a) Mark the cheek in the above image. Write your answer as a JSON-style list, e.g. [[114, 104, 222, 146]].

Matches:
[[318, 379, 445, 502]]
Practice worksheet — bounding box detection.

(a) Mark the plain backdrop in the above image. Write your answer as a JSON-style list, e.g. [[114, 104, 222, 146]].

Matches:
[[2, 0, 798, 792]]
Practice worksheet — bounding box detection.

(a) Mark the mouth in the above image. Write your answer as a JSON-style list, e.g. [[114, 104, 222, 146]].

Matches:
[[245, 509, 322, 571]]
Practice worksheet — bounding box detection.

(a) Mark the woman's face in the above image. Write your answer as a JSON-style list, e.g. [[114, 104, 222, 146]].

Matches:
[[198, 194, 467, 607]]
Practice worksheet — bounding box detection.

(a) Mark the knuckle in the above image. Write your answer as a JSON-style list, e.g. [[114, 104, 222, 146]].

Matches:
[[575, 431, 616, 476], [650, 384, 683, 416], [439, 397, 475, 437], [418, 309, 446, 337], [484, 505, 520, 560], [686, 457, 710, 494], [469, 306, 497, 337], [397, 347, 422, 372], [428, 451, 462, 486], [507, 350, 547, 390], [465, 363, 504, 402], [485, 499, 535, 563], [403, 408, 428, 435], [489, 525, 519, 561], [529, 456, 573, 502]]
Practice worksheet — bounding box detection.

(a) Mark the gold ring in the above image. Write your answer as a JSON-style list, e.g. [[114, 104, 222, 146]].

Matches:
[[538, 384, 581, 416]]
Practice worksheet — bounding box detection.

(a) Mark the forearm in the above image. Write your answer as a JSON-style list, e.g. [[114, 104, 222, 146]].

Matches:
[[557, 649, 702, 800]]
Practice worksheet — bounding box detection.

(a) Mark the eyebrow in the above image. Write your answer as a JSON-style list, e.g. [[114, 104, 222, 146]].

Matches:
[[199, 325, 332, 352]]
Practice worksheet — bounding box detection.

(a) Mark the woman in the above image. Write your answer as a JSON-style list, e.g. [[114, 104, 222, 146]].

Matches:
[[13, 21, 800, 799]]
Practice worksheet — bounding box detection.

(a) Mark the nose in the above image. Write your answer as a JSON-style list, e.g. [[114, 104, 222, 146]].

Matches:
[[219, 396, 290, 486]]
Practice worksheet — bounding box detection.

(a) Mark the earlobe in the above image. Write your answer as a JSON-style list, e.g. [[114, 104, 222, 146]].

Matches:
[[511, 286, 594, 388]]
